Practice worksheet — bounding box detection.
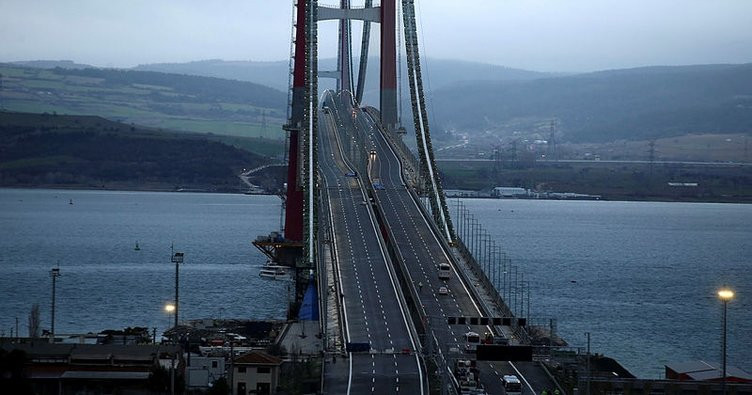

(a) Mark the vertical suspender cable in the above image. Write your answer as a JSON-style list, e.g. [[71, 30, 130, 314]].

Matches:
[[401, 0, 453, 242]]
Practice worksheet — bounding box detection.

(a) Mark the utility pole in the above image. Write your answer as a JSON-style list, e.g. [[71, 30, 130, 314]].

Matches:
[[549, 120, 557, 160], [502, 254, 508, 303], [513, 266, 518, 316], [585, 332, 591, 395], [526, 281, 531, 322], [171, 250, 184, 328], [50, 266, 61, 342], [648, 139, 656, 189], [520, 273, 525, 318]]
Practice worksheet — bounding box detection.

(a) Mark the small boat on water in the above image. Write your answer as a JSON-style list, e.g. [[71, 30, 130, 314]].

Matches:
[[134, 241, 141, 251], [259, 261, 291, 280], [259, 266, 291, 280], [69, 199, 74, 205]]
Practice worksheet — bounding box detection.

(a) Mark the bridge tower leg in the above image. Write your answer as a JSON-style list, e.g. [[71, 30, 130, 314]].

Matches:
[[283, 0, 309, 244], [337, 0, 353, 93], [354, 0, 373, 105], [380, 0, 398, 131]]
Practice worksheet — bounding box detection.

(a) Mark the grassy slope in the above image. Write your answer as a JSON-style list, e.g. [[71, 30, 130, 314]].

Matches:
[[0, 65, 287, 156]]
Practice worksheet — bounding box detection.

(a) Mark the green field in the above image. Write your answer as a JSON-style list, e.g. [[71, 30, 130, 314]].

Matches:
[[0, 65, 287, 155]]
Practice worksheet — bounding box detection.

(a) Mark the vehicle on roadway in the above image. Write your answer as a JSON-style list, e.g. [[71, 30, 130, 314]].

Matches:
[[438, 286, 449, 295], [483, 331, 509, 346], [438, 262, 451, 280], [502, 375, 522, 394], [464, 331, 481, 352], [345, 171, 357, 177], [454, 359, 485, 394]]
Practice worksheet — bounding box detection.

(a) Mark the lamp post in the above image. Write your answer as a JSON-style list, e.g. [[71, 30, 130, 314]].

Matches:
[[718, 287, 734, 395], [50, 267, 61, 342], [164, 303, 176, 332], [585, 331, 591, 395], [171, 252, 184, 328]]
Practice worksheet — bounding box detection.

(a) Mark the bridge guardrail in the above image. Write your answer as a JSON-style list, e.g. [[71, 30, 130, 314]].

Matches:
[[373, 121, 532, 345]]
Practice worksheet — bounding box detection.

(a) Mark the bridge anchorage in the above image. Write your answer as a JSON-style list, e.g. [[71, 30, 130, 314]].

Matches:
[[253, 1, 549, 394]]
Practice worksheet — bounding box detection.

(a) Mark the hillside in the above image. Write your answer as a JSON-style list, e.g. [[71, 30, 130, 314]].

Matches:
[[429, 63, 752, 143], [0, 112, 277, 191], [10, 60, 95, 69], [0, 64, 287, 156], [7, 60, 752, 147], [134, 58, 551, 94]]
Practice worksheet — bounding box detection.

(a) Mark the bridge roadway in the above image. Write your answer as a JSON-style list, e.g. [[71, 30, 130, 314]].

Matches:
[[319, 91, 423, 394], [353, 104, 554, 393]]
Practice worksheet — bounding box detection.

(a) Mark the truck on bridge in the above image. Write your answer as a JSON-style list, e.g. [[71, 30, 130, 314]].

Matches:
[[438, 262, 451, 280]]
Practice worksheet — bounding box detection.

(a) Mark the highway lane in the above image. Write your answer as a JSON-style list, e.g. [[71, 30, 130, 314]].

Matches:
[[319, 91, 423, 394], [358, 109, 543, 394]]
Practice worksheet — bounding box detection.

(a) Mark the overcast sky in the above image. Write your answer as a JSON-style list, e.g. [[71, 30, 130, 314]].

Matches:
[[1, 0, 751, 72]]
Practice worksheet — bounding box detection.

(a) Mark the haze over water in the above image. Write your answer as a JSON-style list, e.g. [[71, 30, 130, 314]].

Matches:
[[1, 189, 750, 378]]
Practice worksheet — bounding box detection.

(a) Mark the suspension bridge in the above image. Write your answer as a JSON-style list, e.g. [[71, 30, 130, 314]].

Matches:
[[252, 1, 559, 393]]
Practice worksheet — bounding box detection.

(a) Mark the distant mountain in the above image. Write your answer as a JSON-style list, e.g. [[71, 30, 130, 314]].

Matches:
[[134, 58, 551, 93], [134, 59, 292, 91], [429, 63, 752, 142], [53, 67, 286, 110], [10, 60, 95, 69]]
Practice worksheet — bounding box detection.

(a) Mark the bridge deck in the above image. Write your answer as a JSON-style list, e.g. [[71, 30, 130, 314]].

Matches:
[[319, 91, 423, 394]]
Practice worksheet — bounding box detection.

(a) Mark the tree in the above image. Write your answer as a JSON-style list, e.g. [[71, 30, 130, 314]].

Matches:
[[208, 377, 230, 395], [27, 304, 40, 338]]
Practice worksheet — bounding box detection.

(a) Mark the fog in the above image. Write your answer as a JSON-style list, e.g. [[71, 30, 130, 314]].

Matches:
[[1, 0, 751, 72]]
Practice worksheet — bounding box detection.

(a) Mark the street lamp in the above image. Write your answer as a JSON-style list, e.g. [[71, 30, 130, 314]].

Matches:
[[164, 303, 176, 341], [165, 302, 177, 394], [171, 252, 184, 328], [718, 287, 734, 394], [50, 267, 61, 342]]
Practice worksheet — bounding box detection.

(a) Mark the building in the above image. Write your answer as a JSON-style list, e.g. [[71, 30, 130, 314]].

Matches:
[[0, 339, 183, 394], [491, 186, 530, 198], [232, 351, 283, 395], [186, 354, 226, 390], [666, 360, 752, 383]]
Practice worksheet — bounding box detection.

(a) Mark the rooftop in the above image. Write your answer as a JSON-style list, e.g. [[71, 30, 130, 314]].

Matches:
[[234, 351, 283, 366]]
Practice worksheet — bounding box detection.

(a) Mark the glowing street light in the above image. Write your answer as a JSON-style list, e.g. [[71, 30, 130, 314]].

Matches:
[[164, 303, 176, 314], [718, 287, 734, 395]]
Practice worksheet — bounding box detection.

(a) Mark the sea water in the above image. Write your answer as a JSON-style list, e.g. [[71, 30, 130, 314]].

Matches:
[[1, 189, 750, 378], [460, 198, 751, 378], [0, 189, 288, 340]]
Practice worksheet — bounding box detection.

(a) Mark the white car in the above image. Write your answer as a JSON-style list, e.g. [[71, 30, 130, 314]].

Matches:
[[438, 286, 449, 295]]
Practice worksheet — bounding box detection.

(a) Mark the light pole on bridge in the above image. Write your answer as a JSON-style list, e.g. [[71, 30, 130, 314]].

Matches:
[[718, 287, 734, 395], [49, 266, 61, 342]]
